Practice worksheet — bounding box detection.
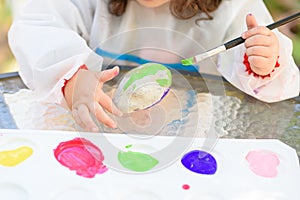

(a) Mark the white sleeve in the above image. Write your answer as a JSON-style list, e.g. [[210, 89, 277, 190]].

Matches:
[[8, 0, 103, 104], [217, 0, 299, 103]]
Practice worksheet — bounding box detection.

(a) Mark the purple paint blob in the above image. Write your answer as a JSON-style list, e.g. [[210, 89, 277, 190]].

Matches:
[[181, 150, 217, 175]]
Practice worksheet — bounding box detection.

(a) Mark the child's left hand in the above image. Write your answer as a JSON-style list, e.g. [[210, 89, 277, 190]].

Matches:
[[242, 14, 279, 76]]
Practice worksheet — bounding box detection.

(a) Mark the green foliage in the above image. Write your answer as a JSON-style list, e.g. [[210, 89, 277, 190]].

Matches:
[[0, 0, 12, 25], [264, 0, 288, 13], [264, 0, 300, 67], [293, 37, 300, 66]]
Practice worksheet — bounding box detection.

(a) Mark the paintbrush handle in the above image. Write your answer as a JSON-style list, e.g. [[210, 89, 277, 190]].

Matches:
[[224, 11, 300, 50], [224, 37, 245, 49], [266, 11, 300, 30]]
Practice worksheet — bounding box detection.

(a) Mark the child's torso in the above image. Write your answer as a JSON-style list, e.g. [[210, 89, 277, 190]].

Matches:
[[87, 0, 235, 74]]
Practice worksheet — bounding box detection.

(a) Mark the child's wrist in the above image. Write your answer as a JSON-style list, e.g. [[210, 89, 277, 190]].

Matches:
[[62, 65, 88, 108], [243, 53, 280, 79]]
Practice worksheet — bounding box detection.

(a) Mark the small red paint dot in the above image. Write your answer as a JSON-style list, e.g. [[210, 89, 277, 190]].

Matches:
[[182, 184, 190, 190]]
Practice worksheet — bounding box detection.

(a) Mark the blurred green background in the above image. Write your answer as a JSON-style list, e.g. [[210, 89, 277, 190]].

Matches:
[[0, 0, 299, 74]]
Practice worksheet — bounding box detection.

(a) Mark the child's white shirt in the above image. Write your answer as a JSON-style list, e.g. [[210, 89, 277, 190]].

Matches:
[[8, 0, 299, 103]]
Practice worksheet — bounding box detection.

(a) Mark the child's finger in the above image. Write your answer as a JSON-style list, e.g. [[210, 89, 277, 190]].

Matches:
[[93, 103, 117, 129], [242, 26, 271, 39], [244, 35, 272, 48], [246, 13, 258, 30], [95, 66, 119, 83], [72, 109, 85, 130], [98, 91, 123, 116], [247, 55, 270, 71], [77, 104, 98, 132], [246, 46, 271, 58]]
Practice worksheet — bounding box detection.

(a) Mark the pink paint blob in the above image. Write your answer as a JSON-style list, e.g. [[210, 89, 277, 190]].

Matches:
[[246, 150, 280, 178], [182, 184, 190, 190], [54, 138, 108, 178]]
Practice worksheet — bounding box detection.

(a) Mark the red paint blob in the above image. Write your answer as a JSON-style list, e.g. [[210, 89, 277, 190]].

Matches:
[[54, 138, 108, 178], [182, 184, 190, 190]]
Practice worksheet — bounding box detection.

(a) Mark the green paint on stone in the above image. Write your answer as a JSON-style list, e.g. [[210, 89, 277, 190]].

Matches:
[[118, 151, 159, 172], [156, 78, 171, 87], [181, 57, 194, 66], [125, 144, 133, 149], [123, 63, 171, 91]]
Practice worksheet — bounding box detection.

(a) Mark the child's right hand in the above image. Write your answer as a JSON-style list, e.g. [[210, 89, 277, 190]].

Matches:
[[64, 66, 122, 132]]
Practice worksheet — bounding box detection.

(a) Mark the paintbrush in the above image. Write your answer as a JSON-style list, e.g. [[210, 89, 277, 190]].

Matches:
[[181, 11, 300, 66]]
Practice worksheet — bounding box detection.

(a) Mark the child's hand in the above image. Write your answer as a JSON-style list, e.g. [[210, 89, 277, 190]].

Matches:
[[242, 14, 279, 76], [64, 66, 122, 132]]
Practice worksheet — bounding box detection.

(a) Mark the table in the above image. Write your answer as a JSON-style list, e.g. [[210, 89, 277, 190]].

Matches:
[[0, 71, 300, 160], [0, 72, 25, 129]]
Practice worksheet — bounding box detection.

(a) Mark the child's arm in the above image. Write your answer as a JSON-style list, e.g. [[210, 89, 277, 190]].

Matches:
[[8, 0, 122, 131], [8, 0, 102, 104], [217, 0, 299, 102]]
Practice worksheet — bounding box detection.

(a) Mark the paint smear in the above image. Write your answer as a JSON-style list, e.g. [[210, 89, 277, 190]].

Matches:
[[118, 151, 159, 172], [0, 146, 33, 167], [54, 138, 108, 178], [181, 57, 194, 66], [123, 63, 171, 91], [181, 150, 217, 175], [246, 150, 280, 178]]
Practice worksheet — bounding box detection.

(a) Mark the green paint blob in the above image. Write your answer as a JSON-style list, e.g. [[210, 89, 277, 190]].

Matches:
[[123, 63, 171, 91], [181, 57, 194, 66], [125, 144, 133, 149], [118, 151, 159, 172]]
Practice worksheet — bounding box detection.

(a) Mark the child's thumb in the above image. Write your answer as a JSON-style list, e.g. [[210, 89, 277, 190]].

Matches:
[[246, 14, 258, 30], [96, 66, 119, 83]]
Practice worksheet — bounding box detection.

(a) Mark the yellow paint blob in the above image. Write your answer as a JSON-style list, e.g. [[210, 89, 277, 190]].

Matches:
[[0, 146, 33, 167]]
